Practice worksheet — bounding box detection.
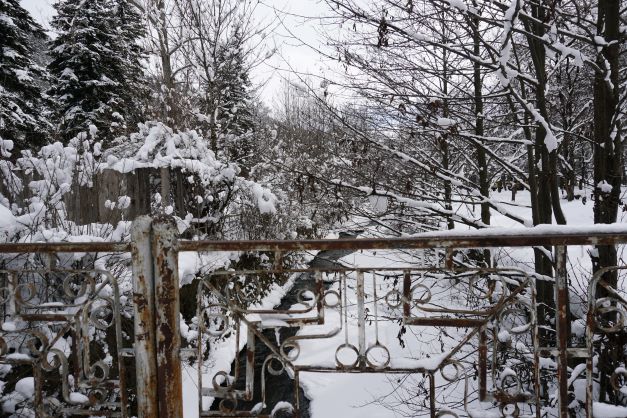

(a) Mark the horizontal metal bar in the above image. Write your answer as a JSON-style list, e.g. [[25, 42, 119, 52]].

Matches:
[[294, 365, 430, 373], [180, 228, 627, 252], [0, 225, 625, 254], [0, 242, 131, 254], [403, 317, 487, 327], [201, 414, 274, 417], [537, 347, 589, 358]]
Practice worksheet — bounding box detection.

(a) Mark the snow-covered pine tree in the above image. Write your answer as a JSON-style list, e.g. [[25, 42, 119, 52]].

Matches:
[[113, 0, 149, 130], [48, 0, 147, 146], [213, 31, 255, 175], [0, 0, 50, 152]]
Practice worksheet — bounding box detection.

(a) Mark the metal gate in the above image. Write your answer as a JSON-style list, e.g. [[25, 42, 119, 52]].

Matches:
[[0, 215, 625, 418]]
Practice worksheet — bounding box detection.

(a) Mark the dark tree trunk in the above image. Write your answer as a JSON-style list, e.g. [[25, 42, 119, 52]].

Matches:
[[472, 8, 490, 265], [592, 0, 622, 286], [592, 0, 622, 403], [523, 3, 564, 347]]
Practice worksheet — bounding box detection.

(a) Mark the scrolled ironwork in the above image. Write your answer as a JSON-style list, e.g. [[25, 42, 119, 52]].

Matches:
[[62, 273, 96, 300], [197, 266, 543, 417], [280, 340, 300, 362], [200, 304, 231, 337], [593, 297, 626, 333], [0, 268, 128, 417], [497, 300, 534, 335]]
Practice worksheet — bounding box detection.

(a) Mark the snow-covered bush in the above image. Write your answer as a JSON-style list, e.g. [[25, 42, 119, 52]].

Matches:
[[0, 122, 285, 245]]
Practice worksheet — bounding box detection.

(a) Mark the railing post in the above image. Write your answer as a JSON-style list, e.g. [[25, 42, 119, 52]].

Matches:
[[152, 216, 184, 418], [555, 245, 569, 418], [356, 271, 366, 366], [131, 216, 159, 418]]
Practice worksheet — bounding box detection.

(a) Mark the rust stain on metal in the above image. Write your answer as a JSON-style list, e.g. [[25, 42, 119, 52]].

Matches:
[[153, 216, 184, 418], [177, 231, 627, 252], [555, 246, 570, 418], [131, 216, 159, 418]]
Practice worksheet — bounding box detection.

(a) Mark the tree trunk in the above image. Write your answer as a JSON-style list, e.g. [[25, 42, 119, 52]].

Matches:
[[473, 8, 490, 265], [592, 0, 622, 402], [441, 36, 454, 230], [592, 0, 621, 286], [524, 4, 560, 347]]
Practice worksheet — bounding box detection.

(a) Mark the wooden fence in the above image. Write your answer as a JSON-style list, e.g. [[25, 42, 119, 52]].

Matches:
[[1, 167, 192, 225]]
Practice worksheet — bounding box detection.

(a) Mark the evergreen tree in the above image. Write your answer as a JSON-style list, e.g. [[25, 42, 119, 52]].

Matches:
[[213, 32, 256, 174], [48, 0, 146, 145], [114, 0, 149, 129], [0, 0, 50, 152]]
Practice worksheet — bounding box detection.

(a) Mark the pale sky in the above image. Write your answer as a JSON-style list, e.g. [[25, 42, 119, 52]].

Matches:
[[20, 0, 332, 107]]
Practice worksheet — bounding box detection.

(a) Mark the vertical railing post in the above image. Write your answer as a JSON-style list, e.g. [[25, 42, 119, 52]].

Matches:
[[429, 372, 436, 418], [152, 216, 184, 418], [478, 327, 487, 401], [555, 245, 569, 418], [356, 271, 366, 366], [131, 217, 159, 418]]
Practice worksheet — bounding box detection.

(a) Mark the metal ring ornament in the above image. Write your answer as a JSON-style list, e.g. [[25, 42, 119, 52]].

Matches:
[[365, 343, 391, 369], [281, 340, 300, 362], [593, 298, 626, 333], [88, 361, 110, 383], [218, 393, 238, 414], [41, 348, 65, 372], [497, 301, 532, 334], [266, 355, 286, 376], [89, 302, 114, 330], [87, 387, 108, 404], [410, 284, 432, 306], [335, 343, 360, 369], [499, 373, 522, 397], [26, 330, 50, 358], [468, 274, 500, 300], [323, 290, 341, 308], [200, 306, 230, 337], [296, 289, 317, 306], [384, 289, 403, 309], [14, 283, 36, 305], [439, 360, 464, 382], [212, 370, 234, 390], [62, 274, 95, 299], [500, 403, 520, 417]]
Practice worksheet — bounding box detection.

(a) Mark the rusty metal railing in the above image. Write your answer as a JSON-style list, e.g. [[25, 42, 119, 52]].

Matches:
[[0, 217, 625, 418], [198, 266, 540, 418]]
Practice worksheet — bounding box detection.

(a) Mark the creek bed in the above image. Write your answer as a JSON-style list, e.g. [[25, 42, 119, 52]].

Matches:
[[212, 246, 354, 416]]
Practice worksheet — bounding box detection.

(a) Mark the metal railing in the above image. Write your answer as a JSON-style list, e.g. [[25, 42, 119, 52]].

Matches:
[[0, 216, 625, 418]]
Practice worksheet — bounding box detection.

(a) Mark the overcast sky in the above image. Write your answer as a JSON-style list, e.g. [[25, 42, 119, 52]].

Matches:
[[20, 0, 331, 106]]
